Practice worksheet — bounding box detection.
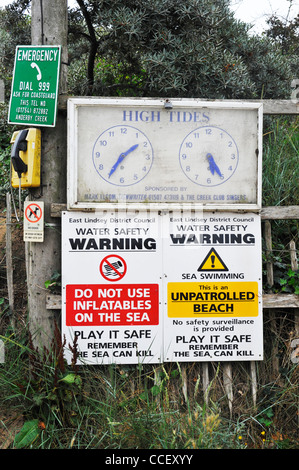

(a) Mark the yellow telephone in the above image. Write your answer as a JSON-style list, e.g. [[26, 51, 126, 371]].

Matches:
[[10, 128, 41, 188]]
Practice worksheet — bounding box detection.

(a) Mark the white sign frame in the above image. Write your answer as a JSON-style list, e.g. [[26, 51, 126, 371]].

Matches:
[[67, 98, 263, 211]]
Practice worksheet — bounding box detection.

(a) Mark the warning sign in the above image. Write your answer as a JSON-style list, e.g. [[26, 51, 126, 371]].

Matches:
[[62, 209, 263, 364], [23, 201, 44, 242], [62, 210, 162, 365], [197, 248, 228, 271], [66, 284, 159, 326], [168, 282, 259, 317], [163, 210, 263, 362]]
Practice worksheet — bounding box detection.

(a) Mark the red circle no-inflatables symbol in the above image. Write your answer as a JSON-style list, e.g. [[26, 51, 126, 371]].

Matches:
[[99, 255, 127, 282]]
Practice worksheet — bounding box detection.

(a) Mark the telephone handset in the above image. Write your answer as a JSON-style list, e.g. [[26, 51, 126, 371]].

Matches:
[[10, 128, 41, 188], [11, 129, 28, 177]]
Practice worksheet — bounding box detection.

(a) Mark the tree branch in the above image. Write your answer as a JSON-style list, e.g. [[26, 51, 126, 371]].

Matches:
[[76, 0, 98, 91]]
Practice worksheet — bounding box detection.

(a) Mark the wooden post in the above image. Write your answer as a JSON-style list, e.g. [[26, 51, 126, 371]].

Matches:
[[264, 220, 280, 381], [202, 363, 209, 404], [250, 361, 257, 409], [223, 363, 233, 417], [290, 240, 299, 340], [26, 0, 68, 349], [6, 193, 14, 315], [0, 79, 4, 103]]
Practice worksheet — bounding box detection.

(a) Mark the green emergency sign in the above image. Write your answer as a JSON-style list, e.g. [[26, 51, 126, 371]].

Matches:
[[8, 45, 61, 127]]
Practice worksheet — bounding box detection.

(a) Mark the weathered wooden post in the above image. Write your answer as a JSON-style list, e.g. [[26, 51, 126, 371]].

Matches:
[[26, 0, 68, 348], [0, 79, 4, 102]]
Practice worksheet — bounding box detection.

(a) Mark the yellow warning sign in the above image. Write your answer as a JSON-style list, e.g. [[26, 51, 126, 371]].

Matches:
[[168, 282, 259, 317], [197, 248, 228, 271]]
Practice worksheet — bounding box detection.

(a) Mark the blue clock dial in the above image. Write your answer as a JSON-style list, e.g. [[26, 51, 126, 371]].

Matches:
[[92, 125, 154, 187], [179, 126, 239, 187]]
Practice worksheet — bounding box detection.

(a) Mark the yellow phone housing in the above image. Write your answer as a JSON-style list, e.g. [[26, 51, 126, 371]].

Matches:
[[11, 128, 41, 188]]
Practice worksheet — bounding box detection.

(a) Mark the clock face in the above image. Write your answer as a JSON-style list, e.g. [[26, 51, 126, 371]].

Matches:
[[92, 125, 154, 186], [179, 126, 239, 187]]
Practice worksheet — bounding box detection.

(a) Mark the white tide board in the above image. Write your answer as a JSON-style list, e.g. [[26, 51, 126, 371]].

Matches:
[[67, 98, 263, 211]]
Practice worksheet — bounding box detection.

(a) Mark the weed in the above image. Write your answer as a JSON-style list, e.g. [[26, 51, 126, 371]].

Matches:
[[0, 318, 298, 449], [279, 269, 299, 294], [44, 270, 61, 294]]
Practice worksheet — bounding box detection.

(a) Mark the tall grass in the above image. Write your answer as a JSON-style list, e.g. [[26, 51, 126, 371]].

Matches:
[[262, 116, 299, 207], [0, 318, 298, 449]]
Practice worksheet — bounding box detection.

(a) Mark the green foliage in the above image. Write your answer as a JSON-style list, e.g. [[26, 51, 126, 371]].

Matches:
[[0, 3, 31, 101], [14, 419, 41, 449], [0, 1, 295, 100], [279, 269, 299, 294], [0, 103, 13, 148], [262, 116, 299, 207], [257, 407, 274, 427], [68, 0, 293, 99], [0, 103, 18, 204], [44, 270, 61, 293], [0, 148, 11, 203], [266, 11, 299, 75], [0, 321, 82, 447], [0, 317, 298, 449], [262, 235, 299, 293]]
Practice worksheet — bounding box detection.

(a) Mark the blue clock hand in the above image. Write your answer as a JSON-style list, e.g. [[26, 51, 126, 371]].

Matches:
[[206, 153, 223, 178], [108, 144, 139, 178]]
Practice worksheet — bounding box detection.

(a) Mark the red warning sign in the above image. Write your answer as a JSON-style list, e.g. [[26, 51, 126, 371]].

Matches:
[[25, 202, 43, 223], [65, 284, 159, 326], [99, 255, 127, 281]]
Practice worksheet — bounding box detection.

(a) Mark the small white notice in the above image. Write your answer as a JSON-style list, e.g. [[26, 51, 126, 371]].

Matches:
[[23, 201, 44, 242]]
